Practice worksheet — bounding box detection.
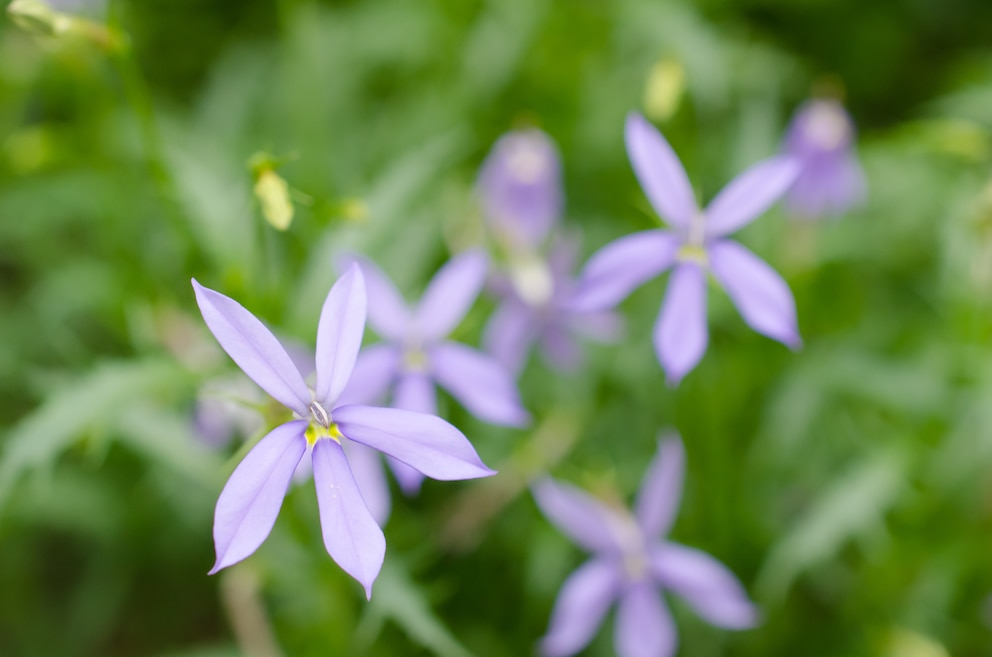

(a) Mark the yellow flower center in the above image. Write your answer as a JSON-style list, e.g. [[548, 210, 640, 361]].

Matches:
[[305, 401, 342, 445]]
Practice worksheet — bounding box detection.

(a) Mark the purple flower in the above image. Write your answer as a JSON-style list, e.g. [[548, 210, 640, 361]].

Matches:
[[484, 234, 622, 374], [192, 265, 495, 598], [782, 99, 866, 219], [573, 112, 801, 384], [478, 128, 563, 250], [533, 436, 757, 657]]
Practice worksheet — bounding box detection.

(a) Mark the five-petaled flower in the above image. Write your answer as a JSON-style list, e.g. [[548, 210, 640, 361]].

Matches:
[[572, 112, 802, 384], [782, 98, 866, 219], [533, 436, 757, 657], [192, 265, 495, 598]]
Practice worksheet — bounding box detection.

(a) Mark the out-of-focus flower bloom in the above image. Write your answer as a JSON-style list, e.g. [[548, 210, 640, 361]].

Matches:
[[484, 235, 622, 374], [573, 112, 801, 384], [477, 128, 563, 250], [782, 99, 866, 219], [534, 436, 757, 657], [193, 265, 495, 598]]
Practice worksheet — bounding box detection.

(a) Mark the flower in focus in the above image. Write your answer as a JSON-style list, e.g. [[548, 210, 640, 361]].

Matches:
[[478, 128, 563, 251], [484, 234, 622, 374], [782, 98, 866, 219], [192, 265, 495, 597], [573, 112, 801, 384], [533, 436, 757, 657]]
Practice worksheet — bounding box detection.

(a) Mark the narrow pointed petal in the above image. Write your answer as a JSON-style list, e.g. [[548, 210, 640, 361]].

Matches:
[[312, 439, 385, 599], [571, 230, 680, 312], [387, 456, 425, 495], [431, 342, 530, 427], [539, 558, 622, 657], [209, 420, 308, 574], [653, 263, 708, 385], [414, 249, 488, 341], [335, 344, 401, 406], [192, 280, 311, 417], [315, 264, 368, 407], [483, 301, 537, 376], [704, 156, 799, 238], [341, 440, 391, 525], [531, 478, 628, 555], [708, 240, 800, 348], [614, 583, 677, 657], [334, 405, 496, 481], [635, 435, 685, 539], [540, 325, 581, 371], [339, 255, 411, 341], [625, 112, 697, 228], [393, 371, 438, 415], [650, 543, 759, 629]]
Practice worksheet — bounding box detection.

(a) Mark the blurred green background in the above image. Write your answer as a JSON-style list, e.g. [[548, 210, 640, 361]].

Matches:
[[2, 0, 992, 656]]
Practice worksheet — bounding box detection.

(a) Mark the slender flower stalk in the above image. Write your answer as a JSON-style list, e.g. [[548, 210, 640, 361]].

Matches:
[[534, 436, 757, 657], [192, 265, 495, 598], [782, 99, 866, 219], [573, 112, 802, 384]]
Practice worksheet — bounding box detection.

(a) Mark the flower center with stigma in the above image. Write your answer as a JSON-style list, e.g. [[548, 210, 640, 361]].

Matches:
[[509, 251, 555, 308], [805, 101, 850, 151], [676, 212, 709, 267], [606, 510, 651, 582], [402, 346, 430, 373], [305, 400, 343, 446]]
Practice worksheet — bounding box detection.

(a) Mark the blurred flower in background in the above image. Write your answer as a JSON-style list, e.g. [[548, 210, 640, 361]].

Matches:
[[782, 98, 866, 219], [534, 436, 757, 657]]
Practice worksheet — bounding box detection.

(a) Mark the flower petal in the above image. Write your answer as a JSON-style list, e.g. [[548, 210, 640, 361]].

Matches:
[[315, 264, 368, 407], [539, 558, 622, 657], [393, 371, 438, 415], [625, 112, 698, 228], [635, 435, 685, 539], [414, 249, 488, 341], [483, 301, 538, 376], [614, 582, 677, 657], [708, 240, 800, 348], [650, 542, 758, 629], [209, 420, 308, 574], [704, 156, 799, 238], [387, 456, 425, 495], [653, 263, 708, 385], [192, 280, 311, 417], [340, 254, 411, 341], [341, 440, 391, 526], [431, 342, 530, 427], [571, 230, 680, 312], [531, 478, 628, 555], [312, 438, 386, 599], [335, 344, 401, 406], [334, 405, 496, 481], [540, 324, 581, 371]]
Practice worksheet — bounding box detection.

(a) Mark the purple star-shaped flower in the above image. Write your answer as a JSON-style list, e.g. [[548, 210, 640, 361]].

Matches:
[[573, 112, 802, 384], [192, 265, 495, 598], [782, 98, 866, 219], [533, 436, 757, 657], [484, 234, 622, 374]]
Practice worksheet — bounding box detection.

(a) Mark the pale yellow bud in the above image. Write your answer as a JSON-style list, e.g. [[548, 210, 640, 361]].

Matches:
[[253, 169, 294, 231], [643, 57, 685, 123]]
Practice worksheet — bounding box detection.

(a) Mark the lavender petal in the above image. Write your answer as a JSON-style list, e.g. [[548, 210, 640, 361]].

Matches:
[[704, 156, 799, 238], [614, 582, 677, 657], [483, 301, 538, 376], [653, 263, 708, 385], [334, 405, 496, 481], [393, 371, 438, 416], [335, 344, 401, 406], [571, 230, 680, 312], [342, 440, 392, 526], [340, 254, 412, 341], [431, 342, 530, 427], [415, 249, 488, 341], [192, 280, 311, 417], [315, 264, 368, 407], [209, 420, 308, 574], [650, 542, 759, 629], [387, 456, 425, 495], [539, 558, 622, 657], [635, 435, 685, 539], [708, 240, 801, 348], [625, 112, 698, 228], [312, 438, 386, 599], [531, 478, 626, 555]]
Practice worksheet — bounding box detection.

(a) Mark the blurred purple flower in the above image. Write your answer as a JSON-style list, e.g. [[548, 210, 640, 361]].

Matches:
[[782, 99, 866, 219], [573, 112, 801, 384], [533, 436, 757, 657], [192, 265, 495, 598], [484, 235, 622, 374], [478, 128, 563, 249]]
